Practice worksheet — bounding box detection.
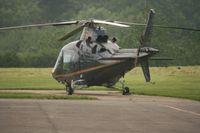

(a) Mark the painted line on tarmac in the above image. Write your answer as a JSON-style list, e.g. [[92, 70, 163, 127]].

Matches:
[[163, 105, 200, 117]]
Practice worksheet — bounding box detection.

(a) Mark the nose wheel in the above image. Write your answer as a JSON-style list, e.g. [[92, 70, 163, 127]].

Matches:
[[122, 86, 130, 95], [67, 85, 74, 95], [119, 80, 131, 95], [66, 82, 74, 95]]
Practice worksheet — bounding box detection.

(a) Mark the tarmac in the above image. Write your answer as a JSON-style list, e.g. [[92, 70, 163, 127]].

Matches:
[[0, 90, 200, 133]]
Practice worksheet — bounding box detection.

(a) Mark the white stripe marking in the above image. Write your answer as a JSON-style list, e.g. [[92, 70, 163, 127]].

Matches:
[[164, 105, 200, 117]]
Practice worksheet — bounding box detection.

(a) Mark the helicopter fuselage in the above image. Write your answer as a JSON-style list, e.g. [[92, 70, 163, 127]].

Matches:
[[52, 39, 127, 86], [51, 38, 157, 87]]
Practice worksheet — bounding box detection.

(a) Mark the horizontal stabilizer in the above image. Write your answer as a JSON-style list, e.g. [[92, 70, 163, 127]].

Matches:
[[99, 52, 148, 60]]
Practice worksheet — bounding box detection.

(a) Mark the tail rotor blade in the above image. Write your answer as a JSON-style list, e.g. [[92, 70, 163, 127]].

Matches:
[[141, 58, 150, 82], [139, 9, 155, 82], [141, 9, 155, 46]]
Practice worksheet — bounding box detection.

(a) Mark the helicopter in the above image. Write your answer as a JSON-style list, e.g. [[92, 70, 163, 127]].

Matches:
[[0, 9, 199, 95], [51, 9, 159, 95]]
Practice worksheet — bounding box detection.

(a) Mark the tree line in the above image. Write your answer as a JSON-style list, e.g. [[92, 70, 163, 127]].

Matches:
[[0, 0, 199, 67]]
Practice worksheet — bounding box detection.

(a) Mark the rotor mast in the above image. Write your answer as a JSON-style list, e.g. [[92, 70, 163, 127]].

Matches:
[[80, 22, 108, 41]]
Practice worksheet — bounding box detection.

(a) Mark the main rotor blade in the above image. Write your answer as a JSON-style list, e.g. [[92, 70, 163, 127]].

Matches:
[[113, 21, 146, 26], [113, 21, 200, 31], [93, 20, 130, 27], [153, 25, 200, 31], [0, 21, 79, 30], [58, 25, 84, 41]]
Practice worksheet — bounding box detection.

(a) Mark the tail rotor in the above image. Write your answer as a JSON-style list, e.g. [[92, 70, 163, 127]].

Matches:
[[139, 9, 156, 82]]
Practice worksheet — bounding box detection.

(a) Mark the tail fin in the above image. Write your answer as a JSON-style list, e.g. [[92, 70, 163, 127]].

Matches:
[[140, 9, 155, 82], [140, 9, 155, 47]]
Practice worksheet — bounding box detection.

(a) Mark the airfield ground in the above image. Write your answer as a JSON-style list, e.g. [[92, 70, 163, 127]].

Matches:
[[0, 91, 199, 133], [0, 66, 200, 101], [0, 66, 200, 133]]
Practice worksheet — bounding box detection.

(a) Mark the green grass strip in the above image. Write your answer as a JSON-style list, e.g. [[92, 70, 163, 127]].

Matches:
[[0, 92, 97, 100]]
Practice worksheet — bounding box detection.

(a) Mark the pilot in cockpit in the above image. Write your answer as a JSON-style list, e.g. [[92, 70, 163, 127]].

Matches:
[[79, 26, 119, 56]]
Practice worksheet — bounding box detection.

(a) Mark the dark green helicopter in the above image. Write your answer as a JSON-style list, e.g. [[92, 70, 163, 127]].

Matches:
[[1, 9, 199, 95], [52, 9, 158, 95]]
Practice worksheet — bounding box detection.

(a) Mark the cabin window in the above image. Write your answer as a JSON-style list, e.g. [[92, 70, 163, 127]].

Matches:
[[63, 54, 73, 71], [63, 54, 72, 63]]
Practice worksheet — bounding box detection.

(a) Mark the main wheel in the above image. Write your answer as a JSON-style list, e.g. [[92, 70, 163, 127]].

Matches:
[[66, 84, 74, 95], [68, 86, 74, 95], [122, 87, 130, 95]]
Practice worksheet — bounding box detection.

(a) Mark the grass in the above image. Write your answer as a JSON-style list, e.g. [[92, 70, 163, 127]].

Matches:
[[0, 67, 200, 101], [0, 68, 63, 89], [125, 66, 200, 101], [0, 92, 96, 100]]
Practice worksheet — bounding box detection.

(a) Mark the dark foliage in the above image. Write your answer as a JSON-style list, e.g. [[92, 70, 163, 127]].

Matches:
[[0, 0, 199, 67]]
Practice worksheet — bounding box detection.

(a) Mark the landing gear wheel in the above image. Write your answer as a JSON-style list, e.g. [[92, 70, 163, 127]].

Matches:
[[66, 84, 74, 95], [119, 80, 131, 95], [122, 87, 130, 95], [68, 86, 74, 95]]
